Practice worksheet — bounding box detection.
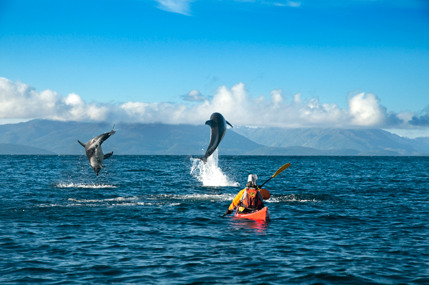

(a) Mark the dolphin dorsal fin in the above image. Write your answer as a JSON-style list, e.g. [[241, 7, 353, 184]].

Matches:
[[226, 121, 233, 128], [77, 140, 86, 147]]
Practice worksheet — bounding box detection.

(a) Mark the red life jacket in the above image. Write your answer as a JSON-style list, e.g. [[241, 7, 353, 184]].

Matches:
[[239, 188, 264, 210]]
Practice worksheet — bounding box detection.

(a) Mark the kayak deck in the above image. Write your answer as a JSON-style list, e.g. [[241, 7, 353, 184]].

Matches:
[[234, 206, 270, 221]]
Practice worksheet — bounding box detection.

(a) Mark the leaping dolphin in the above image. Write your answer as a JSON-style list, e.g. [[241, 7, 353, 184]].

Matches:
[[201, 112, 233, 163], [78, 127, 116, 175]]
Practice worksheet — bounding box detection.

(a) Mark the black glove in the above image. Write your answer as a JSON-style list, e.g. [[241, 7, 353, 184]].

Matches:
[[223, 209, 233, 216]]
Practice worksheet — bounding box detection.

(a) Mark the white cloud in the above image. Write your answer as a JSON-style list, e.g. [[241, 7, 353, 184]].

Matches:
[[153, 0, 302, 15], [293, 93, 301, 103], [0, 77, 426, 130], [270, 89, 283, 105], [181, 90, 207, 102], [153, 0, 418, 15], [349, 92, 385, 126], [155, 0, 193, 15], [273, 1, 301, 8], [0, 78, 110, 122]]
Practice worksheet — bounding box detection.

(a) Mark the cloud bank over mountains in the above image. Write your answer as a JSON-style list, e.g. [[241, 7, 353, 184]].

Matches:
[[0, 77, 426, 130]]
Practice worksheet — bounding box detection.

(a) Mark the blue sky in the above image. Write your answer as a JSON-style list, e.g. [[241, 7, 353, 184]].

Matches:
[[0, 0, 429, 136]]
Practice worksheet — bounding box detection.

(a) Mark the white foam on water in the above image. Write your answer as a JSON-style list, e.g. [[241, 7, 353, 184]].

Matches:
[[153, 193, 234, 202], [68, 196, 138, 203], [56, 183, 117, 189], [39, 193, 234, 208], [39, 197, 149, 208], [112, 202, 143, 207], [190, 149, 239, 187], [181, 193, 234, 201], [266, 195, 320, 203]]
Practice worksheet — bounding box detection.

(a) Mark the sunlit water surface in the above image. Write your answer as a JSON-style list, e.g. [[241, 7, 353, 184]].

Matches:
[[0, 154, 428, 284]]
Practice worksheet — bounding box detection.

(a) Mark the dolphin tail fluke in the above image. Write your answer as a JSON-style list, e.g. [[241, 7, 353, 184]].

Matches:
[[104, 151, 113, 159], [78, 140, 86, 147], [109, 126, 116, 136], [110, 124, 116, 134], [226, 121, 233, 128]]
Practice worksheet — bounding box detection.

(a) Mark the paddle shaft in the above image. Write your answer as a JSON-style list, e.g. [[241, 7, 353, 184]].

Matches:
[[259, 162, 291, 188], [259, 177, 273, 188]]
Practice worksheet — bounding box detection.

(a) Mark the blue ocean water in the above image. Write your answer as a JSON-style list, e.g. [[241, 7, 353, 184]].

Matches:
[[0, 154, 428, 284]]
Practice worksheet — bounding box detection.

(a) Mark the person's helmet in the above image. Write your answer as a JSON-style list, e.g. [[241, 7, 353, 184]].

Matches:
[[246, 174, 258, 188]]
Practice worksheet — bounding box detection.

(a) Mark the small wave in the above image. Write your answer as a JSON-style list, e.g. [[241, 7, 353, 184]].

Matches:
[[112, 202, 145, 206], [55, 183, 117, 189], [151, 193, 234, 202], [68, 196, 139, 203], [39, 203, 83, 207], [39, 201, 148, 208], [267, 194, 322, 203], [190, 149, 239, 187]]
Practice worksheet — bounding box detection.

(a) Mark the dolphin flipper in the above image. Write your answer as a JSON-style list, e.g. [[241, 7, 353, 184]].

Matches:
[[78, 140, 86, 147], [104, 151, 113, 159], [226, 121, 233, 128]]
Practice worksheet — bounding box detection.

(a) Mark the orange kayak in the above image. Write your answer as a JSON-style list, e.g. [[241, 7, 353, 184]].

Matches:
[[234, 207, 270, 221]]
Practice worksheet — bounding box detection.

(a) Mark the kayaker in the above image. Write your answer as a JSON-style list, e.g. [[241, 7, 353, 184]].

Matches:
[[224, 174, 269, 216]]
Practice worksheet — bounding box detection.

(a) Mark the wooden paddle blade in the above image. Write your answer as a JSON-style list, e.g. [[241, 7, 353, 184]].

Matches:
[[260, 189, 271, 200], [272, 163, 291, 178]]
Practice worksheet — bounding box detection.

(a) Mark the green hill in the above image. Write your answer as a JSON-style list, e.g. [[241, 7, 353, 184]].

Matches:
[[0, 143, 55, 155]]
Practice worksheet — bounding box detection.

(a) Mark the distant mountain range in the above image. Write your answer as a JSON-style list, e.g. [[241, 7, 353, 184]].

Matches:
[[0, 120, 261, 155], [0, 120, 428, 155], [232, 127, 429, 155], [0, 143, 55, 155]]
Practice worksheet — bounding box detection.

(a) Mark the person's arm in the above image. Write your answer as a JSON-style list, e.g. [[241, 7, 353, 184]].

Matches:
[[224, 189, 245, 215], [224, 190, 245, 215], [228, 189, 245, 210]]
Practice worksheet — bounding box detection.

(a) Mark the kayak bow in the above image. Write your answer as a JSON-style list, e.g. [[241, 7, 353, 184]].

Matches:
[[234, 207, 270, 221]]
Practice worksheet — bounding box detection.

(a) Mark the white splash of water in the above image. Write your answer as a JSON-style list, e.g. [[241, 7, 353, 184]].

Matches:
[[190, 149, 239, 187]]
